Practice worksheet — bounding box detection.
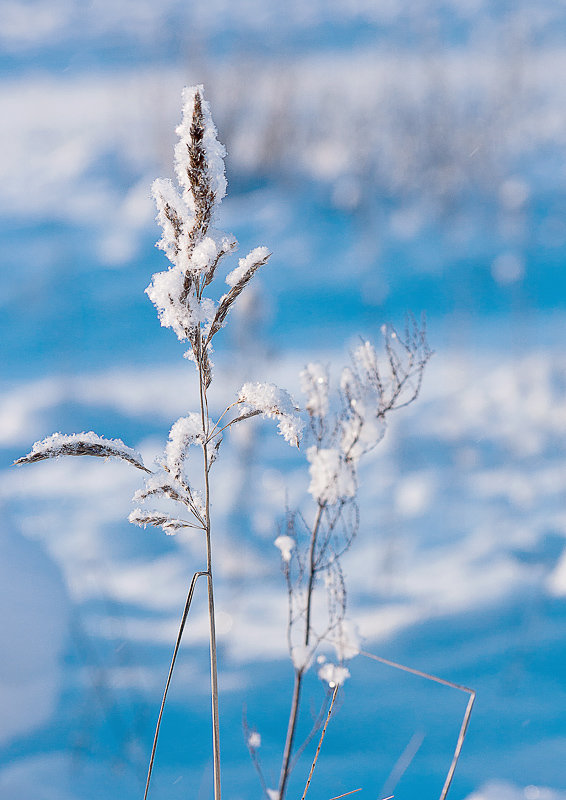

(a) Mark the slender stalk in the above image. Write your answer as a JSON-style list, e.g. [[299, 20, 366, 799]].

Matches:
[[198, 345, 222, 800], [304, 504, 324, 645], [301, 684, 339, 800], [143, 570, 208, 800], [278, 503, 325, 799], [278, 669, 303, 798], [360, 650, 475, 800]]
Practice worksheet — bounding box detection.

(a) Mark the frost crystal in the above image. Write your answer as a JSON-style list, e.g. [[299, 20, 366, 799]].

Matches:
[[307, 446, 355, 505], [274, 534, 295, 562], [300, 362, 329, 418], [238, 382, 304, 447]]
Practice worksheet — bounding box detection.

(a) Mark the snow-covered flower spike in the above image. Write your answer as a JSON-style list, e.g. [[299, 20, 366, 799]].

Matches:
[[14, 432, 150, 473], [174, 85, 227, 216], [237, 382, 304, 447], [128, 509, 199, 535], [147, 85, 271, 383]]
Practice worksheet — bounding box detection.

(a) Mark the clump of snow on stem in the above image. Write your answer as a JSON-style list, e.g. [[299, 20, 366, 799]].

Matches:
[[175, 85, 227, 211], [225, 246, 270, 287], [307, 446, 355, 505], [332, 619, 362, 661], [274, 534, 295, 562], [266, 790, 279, 800], [238, 382, 304, 447], [300, 362, 329, 418], [291, 644, 315, 672], [151, 178, 188, 266], [165, 414, 218, 477], [247, 731, 261, 749], [146, 269, 216, 341], [318, 662, 350, 687]]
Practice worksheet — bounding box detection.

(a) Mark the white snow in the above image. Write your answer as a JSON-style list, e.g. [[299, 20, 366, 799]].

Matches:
[[291, 644, 314, 672], [165, 413, 204, 476], [465, 782, 566, 800], [16, 431, 146, 470], [0, 527, 69, 746], [238, 382, 304, 447], [307, 446, 355, 505], [225, 246, 271, 287], [174, 85, 227, 213], [274, 534, 295, 562], [317, 662, 350, 687], [247, 731, 261, 749]]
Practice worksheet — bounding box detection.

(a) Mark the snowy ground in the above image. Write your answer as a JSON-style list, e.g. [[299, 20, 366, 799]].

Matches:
[[2, 1, 566, 799]]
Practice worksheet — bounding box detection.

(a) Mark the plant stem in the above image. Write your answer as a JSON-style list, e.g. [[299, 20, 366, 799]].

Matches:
[[278, 503, 324, 799], [198, 348, 222, 800], [143, 570, 208, 800], [278, 668, 303, 798]]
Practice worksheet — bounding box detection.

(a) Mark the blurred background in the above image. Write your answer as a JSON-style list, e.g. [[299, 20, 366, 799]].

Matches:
[[2, 1, 566, 798]]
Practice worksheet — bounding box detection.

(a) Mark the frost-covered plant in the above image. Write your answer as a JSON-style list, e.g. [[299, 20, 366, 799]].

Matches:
[[14, 86, 303, 800], [246, 321, 431, 800]]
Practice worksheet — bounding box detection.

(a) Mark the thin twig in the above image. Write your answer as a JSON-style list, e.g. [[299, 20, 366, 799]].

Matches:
[[328, 789, 362, 800], [143, 569, 208, 800], [360, 650, 475, 800], [301, 684, 339, 800]]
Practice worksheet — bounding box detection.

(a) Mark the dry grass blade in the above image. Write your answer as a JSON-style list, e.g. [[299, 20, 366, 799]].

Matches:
[[143, 570, 208, 800], [360, 650, 475, 800], [301, 684, 339, 800]]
